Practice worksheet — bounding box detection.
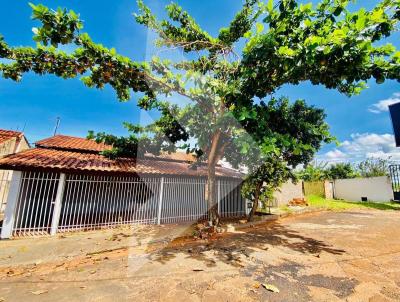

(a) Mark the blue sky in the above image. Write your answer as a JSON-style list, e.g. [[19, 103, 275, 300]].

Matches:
[[0, 0, 399, 162]]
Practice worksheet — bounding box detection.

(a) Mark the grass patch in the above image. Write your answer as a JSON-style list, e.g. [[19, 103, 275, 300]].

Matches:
[[278, 205, 294, 214], [307, 194, 400, 211]]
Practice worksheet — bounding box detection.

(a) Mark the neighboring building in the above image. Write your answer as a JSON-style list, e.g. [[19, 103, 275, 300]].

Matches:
[[0, 129, 29, 157], [0, 135, 245, 238], [0, 130, 30, 218]]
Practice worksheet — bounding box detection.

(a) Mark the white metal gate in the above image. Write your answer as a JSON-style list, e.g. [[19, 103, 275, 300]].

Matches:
[[58, 175, 161, 232], [12, 172, 59, 237], [160, 178, 208, 224], [6, 171, 245, 237]]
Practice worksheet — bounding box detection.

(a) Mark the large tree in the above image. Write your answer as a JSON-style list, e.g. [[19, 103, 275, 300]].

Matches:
[[0, 0, 399, 224], [226, 97, 332, 221]]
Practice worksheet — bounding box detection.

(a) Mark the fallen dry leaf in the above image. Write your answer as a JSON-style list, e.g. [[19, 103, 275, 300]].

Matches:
[[262, 283, 280, 293], [253, 283, 260, 289], [31, 290, 48, 295]]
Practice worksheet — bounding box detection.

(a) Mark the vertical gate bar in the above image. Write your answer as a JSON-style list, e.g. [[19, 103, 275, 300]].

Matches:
[[142, 178, 149, 223], [1, 171, 22, 239], [157, 177, 164, 225], [47, 173, 58, 232], [127, 179, 134, 223], [120, 178, 127, 224], [132, 180, 138, 223], [67, 174, 77, 230], [85, 177, 93, 229], [104, 176, 113, 226], [43, 173, 53, 233], [13, 172, 28, 236], [89, 176, 97, 229], [26, 172, 39, 234], [116, 177, 123, 224], [78, 175, 89, 229], [59, 175, 69, 230], [50, 173, 66, 236], [152, 179, 156, 223], [100, 176, 108, 227], [94, 176, 102, 227], [32, 172, 45, 233], [217, 179, 221, 216]]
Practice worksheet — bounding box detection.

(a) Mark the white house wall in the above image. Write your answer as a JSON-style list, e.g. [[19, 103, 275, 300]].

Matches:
[[334, 176, 394, 202], [273, 181, 304, 206]]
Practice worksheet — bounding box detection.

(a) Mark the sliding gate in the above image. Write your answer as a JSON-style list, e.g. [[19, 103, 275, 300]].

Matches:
[[389, 165, 400, 201], [10, 172, 245, 237], [12, 172, 59, 236]]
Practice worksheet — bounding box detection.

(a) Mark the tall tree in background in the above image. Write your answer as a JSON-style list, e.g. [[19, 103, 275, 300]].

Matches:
[[0, 0, 399, 224], [325, 162, 358, 179], [357, 157, 391, 177]]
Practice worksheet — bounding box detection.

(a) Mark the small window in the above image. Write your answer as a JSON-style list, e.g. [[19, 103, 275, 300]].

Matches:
[[361, 197, 368, 202]]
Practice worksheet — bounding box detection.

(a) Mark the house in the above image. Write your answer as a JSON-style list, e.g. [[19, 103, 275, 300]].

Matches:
[[0, 129, 30, 157], [0, 130, 30, 222], [0, 134, 245, 238]]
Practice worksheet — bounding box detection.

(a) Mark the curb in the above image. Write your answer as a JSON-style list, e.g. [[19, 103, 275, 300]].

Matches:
[[225, 207, 326, 232]]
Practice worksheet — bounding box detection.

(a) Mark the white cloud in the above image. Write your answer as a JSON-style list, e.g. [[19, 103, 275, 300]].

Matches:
[[325, 149, 348, 161], [368, 92, 400, 114], [321, 133, 400, 162]]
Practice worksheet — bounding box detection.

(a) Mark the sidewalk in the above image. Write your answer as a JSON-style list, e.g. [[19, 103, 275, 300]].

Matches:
[[0, 223, 193, 268]]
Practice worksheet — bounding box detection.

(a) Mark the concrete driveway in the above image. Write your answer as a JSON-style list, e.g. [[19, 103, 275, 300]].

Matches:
[[0, 209, 399, 301]]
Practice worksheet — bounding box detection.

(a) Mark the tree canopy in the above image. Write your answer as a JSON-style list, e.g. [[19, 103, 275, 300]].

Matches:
[[0, 0, 399, 223], [298, 157, 392, 181]]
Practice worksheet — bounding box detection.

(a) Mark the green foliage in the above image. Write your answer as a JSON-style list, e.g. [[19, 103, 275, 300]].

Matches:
[[298, 161, 359, 181], [0, 1, 399, 217], [29, 3, 83, 46], [225, 97, 331, 215], [87, 102, 190, 159], [239, 0, 400, 98], [308, 194, 400, 211], [325, 162, 358, 179], [299, 157, 392, 181], [241, 158, 294, 210], [297, 161, 329, 181], [357, 157, 391, 177]]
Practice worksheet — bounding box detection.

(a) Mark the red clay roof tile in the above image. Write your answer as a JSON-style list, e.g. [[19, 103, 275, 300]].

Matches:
[[0, 148, 242, 178], [35, 135, 112, 152], [0, 129, 23, 145]]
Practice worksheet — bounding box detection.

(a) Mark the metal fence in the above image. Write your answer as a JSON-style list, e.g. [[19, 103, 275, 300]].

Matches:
[[389, 165, 400, 201], [58, 175, 161, 232], [9, 171, 245, 237], [12, 172, 59, 236]]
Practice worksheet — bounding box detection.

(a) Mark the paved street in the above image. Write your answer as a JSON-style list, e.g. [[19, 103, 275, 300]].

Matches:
[[0, 209, 399, 301]]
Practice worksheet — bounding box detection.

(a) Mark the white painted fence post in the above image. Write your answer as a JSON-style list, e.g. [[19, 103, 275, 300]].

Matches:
[[50, 173, 66, 236], [1, 171, 22, 239], [157, 177, 164, 225], [217, 180, 221, 216]]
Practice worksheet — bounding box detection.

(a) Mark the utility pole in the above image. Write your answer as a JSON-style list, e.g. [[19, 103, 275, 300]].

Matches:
[[53, 117, 61, 136]]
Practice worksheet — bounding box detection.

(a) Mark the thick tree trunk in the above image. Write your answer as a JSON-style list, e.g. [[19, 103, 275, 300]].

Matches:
[[206, 131, 222, 226], [207, 162, 219, 225], [248, 182, 262, 222]]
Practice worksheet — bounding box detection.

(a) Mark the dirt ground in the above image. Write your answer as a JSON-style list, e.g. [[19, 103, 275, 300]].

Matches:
[[0, 209, 400, 302]]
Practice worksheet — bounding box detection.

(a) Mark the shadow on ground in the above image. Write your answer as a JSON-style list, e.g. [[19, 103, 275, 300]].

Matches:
[[151, 221, 346, 267]]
